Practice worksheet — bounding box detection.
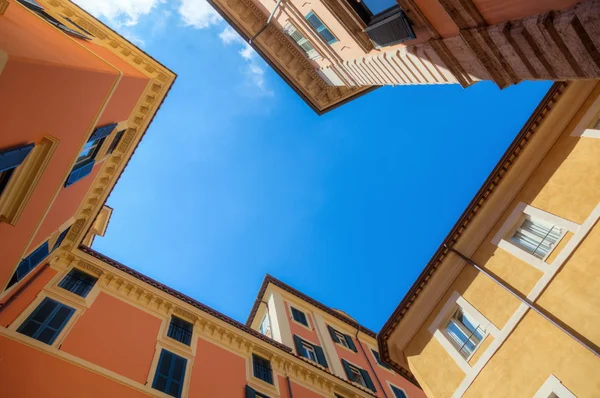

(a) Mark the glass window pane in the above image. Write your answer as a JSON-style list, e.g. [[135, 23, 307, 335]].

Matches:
[[319, 28, 336, 43], [37, 328, 56, 344], [31, 299, 57, 323], [306, 14, 323, 30]]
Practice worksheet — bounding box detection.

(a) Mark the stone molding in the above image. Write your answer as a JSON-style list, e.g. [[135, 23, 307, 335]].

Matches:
[[320, 0, 373, 53], [0, 0, 8, 16]]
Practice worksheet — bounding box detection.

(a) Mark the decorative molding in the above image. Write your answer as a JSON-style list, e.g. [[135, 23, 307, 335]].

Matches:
[[0, 0, 8, 16], [437, 0, 486, 30], [321, 0, 373, 53]]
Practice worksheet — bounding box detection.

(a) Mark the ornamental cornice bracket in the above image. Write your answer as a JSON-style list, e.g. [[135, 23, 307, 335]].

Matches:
[[75, 259, 104, 276]]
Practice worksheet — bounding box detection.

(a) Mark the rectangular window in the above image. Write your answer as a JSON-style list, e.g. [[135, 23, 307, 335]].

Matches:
[[252, 354, 273, 384], [327, 325, 357, 352], [342, 359, 376, 391], [58, 268, 97, 298], [152, 349, 187, 398], [293, 335, 329, 367], [444, 308, 484, 359], [335, 331, 349, 348], [283, 24, 321, 60], [372, 349, 391, 369], [107, 130, 126, 155], [391, 385, 408, 398], [305, 12, 338, 44], [167, 316, 194, 346], [52, 226, 71, 251], [0, 144, 35, 197], [510, 217, 564, 260], [258, 314, 271, 338], [246, 386, 271, 398], [291, 306, 308, 326], [17, 297, 75, 345], [65, 124, 117, 187], [301, 341, 317, 361], [17, 0, 90, 40], [6, 241, 50, 290]]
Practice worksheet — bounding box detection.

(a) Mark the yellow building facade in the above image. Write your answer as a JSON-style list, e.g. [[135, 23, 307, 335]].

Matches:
[[378, 80, 600, 398]]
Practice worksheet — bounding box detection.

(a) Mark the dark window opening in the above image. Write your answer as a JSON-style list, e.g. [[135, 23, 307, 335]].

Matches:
[[372, 349, 392, 370], [152, 349, 187, 398], [6, 241, 50, 290], [17, 297, 75, 345], [0, 143, 35, 198], [17, 0, 91, 40], [58, 268, 97, 298], [167, 316, 194, 346], [252, 354, 273, 384], [291, 307, 308, 326], [107, 130, 126, 155]]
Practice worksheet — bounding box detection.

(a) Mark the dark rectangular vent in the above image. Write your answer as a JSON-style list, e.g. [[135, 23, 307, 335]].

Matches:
[[364, 6, 416, 48]]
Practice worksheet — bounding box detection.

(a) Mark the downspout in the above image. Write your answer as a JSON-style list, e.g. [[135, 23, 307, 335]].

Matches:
[[355, 329, 389, 398], [249, 0, 284, 44], [286, 375, 294, 398], [445, 245, 600, 358], [0, 263, 49, 316]]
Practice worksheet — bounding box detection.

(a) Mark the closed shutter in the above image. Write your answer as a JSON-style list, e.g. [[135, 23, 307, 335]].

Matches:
[[328, 325, 340, 343], [17, 297, 75, 345], [344, 334, 357, 352], [152, 349, 187, 398], [391, 385, 408, 398], [360, 368, 376, 392], [364, 6, 416, 48], [341, 358, 353, 380], [245, 385, 257, 398], [16, 241, 50, 281], [0, 143, 35, 172], [314, 345, 328, 368], [293, 334, 304, 355], [372, 349, 391, 369], [88, 123, 117, 142], [64, 158, 95, 187], [52, 226, 71, 251]]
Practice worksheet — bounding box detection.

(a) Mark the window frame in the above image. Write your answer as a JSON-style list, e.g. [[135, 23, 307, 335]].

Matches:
[[58, 267, 98, 298], [289, 304, 311, 329], [533, 375, 577, 398], [571, 92, 600, 139], [442, 307, 485, 360], [335, 330, 349, 348], [388, 382, 408, 398], [283, 23, 321, 60], [305, 11, 339, 45], [301, 341, 317, 361], [167, 316, 194, 346], [150, 348, 189, 398], [252, 354, 274, 385], [492, 203, 580, 272]]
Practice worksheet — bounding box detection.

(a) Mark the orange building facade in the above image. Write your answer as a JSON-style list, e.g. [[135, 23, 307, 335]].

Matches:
[[0, 2, 422, 397]]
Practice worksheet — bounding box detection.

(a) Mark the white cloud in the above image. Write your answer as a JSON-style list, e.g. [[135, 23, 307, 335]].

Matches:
[[73, 0, 164, 26], [218, 25, 242, 45], [178, 0, 222, 29]]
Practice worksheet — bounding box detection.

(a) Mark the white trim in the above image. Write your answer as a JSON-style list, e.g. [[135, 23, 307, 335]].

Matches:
[[428, 292, 498, 374], [491, 203, 580, 271], [571, 92, 600, 138], [533, 375, 577, 398]]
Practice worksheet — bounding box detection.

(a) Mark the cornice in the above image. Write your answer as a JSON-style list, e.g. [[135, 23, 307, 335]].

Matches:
[[58, 247, 377, 398], [377, 82, 569, 375]]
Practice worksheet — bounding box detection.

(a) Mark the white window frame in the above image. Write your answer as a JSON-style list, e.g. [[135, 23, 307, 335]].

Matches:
[[348, 363, 367, 387], [492, 203, 580, 272], [533, 375, 577, 398], [429, 292, 499, 373], [301, 341, 317, 362], [334, 330, 349, 348], [571, 93, 600, 139], [283, 23, 321, 61], [258, 313, 271, 337]]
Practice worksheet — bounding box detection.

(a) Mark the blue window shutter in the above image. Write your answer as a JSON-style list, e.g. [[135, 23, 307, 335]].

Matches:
[[391, 385, 407, 398], [314, 345, 328, 368], [245, 385, 257, 398], [17, 298, 74, 345], [293, 334, 304, 356], [152, 349, 187, 398], [65, 159, 95, 187], [328, 325, 340, 343], [52, 226, 71, 251], [360, 368, 376, 392], [0, 143, 35, 172], [16, 241, 50, 280], [341, 358, 353, 380], [345, 334, 357, 352], [88, 123, 117, 142]]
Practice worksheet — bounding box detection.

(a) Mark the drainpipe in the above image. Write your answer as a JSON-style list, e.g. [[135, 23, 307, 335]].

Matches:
[[249, 0, 284, 44], [286, 375, 294, 398], [0, 263, 49, 316], [444, 245, 600, 358], [355, 329, 389, 398]]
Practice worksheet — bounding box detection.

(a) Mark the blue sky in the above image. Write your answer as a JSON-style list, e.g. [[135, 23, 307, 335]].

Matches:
[[76, 0, 552, 331]]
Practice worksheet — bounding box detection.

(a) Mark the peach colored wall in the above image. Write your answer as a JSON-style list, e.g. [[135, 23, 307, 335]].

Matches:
[[189, 337, 248, 396], [413, 0, 459, 37], [285, 302, 322, 345], [0, 335, 148, 398], [472, 0, 581, 25], [279, 376, 324, 398], [0, 266, 57, 327], [0, 1, 118, 289], [61, 292, 162, 383]]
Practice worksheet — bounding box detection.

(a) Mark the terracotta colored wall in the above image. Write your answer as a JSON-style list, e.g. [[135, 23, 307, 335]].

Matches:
[[61, 292, 161, 383], [0, 266, 57, 327], [189, 338, 247, 396], [280, 376, 324, 398], [0, 1, 118, 289], [0, 336, 149, 398]]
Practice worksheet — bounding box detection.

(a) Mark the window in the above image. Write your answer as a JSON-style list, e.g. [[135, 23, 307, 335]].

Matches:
[[17, 297, 75, 345], [252, 354, 273, 384], [17, 0, 90, 40], [293, 335, 328, 367], [58, 268, 97, 298], [65, 124, 116, 187], [283, 24, 321, 60], [290, 306, 308, 326], [52, 226, 71, 251], [106, 130, 126, 155], [167, 316, 194, 346], [258, 314, 271, 338], [0, 144, 35, 198], [391, 385, 408, 398], [372, 349, 392, 370], [152, 349, 187, 398], [302, 341, 317, 361], [444, 308, 484, 359], [327, 325, 357, 352], [510, 216, 564, 260], [305, 12, 338, 44], [341, 359, 376, 391], [245, 386, 270, 398], [6, 241, 50, 290], [533, 375, 577, 398]]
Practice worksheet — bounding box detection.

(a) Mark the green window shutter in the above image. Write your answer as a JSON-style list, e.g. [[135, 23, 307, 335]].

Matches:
[[293, 334, 304, 355], [245, 385, 257, 398], [341, 358, 353, 380], [344, 334, 357, 352], [328, 325, 340, 343], [314, 345, 328, 368], [88, 123, 117, 142], [360, 368, 376, 392], [0, 143, 35, 172]]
